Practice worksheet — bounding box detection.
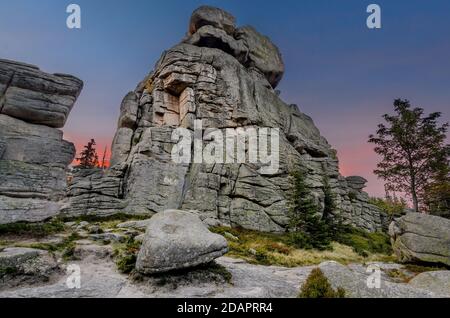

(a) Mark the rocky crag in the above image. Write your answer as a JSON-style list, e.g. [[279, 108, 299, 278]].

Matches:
[[60, 6, 386, 233], [0, 59, 82, 224], [389, 213, 450, 266]]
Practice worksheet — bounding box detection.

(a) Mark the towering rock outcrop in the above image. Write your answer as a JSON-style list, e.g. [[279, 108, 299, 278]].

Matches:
[[0, 59, 82, 224], [62, 6, 385, 232]]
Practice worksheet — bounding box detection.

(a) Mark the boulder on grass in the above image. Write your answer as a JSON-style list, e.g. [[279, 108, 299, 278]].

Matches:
[[135, 210, 228, 274], [389, 213, 450, 266]]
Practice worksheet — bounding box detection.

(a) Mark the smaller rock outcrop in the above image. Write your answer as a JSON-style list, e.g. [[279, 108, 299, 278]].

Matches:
[[318, 261, 441, 298], [0, 59, 82, 224], [185, 5, 284, 88], [0, 247, 60, 289], [136, 210, 228, 274], [409, 271, 450, 297], [0, 59, 83, 128], [346, 176, 368, 192], [189, 5, 236, 36], [389, 213, 450, 266]]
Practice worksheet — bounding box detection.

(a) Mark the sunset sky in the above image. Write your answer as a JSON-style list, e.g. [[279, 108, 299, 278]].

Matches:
[[1, 0, 449, 197]]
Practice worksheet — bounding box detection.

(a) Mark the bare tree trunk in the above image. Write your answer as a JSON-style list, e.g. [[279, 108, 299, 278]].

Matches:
[[409, 157, 420, 212], [411, 176, 419, 212], [101, 146, 107, 170], [412, 189, 419, 212]]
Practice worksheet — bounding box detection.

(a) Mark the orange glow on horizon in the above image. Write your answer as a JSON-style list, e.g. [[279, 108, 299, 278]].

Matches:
[[69, 138, 112, 168]]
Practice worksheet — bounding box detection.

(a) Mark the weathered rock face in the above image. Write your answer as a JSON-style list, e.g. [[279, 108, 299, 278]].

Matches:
[[135, 210, 228, 274], [0, 247, 60, 290], [389, 213, 450, 266], [189, 6, 236, 36], [408, 271, 450, 297], [0, 59, 83, 128], [0, 59, 81, 224], [63, 6, 385, 232], [318, 261, 443, 298]]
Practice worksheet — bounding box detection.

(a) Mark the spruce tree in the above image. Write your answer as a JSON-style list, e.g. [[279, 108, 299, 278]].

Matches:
[[288, 170, 332, 250], [76, 139, 99, 168]]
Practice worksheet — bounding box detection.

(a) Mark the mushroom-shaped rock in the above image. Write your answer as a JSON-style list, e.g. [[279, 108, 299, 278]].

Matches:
[[345, 176, 368, 191], [189, 5, 236, 36], [135, 210, 228, 274]]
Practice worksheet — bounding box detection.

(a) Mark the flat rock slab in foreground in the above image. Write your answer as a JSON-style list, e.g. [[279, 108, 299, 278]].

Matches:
[[0, 247, 60, 289], [135, 210, 228, 274], [319, 261, 442, 298], [1, 251, 448, 298], [409, 271, 450, 297]]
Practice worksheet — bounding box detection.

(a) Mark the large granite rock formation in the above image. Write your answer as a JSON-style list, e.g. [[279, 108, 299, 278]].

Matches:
[[0, 59, 82, 224], [389, 213, 450, 266], [62, 6, 385, 232]]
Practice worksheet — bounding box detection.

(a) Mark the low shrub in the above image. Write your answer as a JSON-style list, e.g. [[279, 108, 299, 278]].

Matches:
[[299, 268, 345, 298], [336, 226, 392, 257], [288, 232, 313, 250], [141, 261, 233, 287], [0, 266, 18, 278], [13, 232, 82, 261], [114, 237, 141, 274]]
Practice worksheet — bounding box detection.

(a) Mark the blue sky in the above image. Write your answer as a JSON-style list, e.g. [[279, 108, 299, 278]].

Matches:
[[1, 0, 449, 197]]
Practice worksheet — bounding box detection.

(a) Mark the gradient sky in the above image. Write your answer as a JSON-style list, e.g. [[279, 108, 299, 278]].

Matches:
[[1, 0, 449, 197]]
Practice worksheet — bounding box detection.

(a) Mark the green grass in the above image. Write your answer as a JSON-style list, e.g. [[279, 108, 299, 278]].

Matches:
[[0, 266, 18, 278], [16, 232, 82, 261], [0, 219, 66, 238], [59, 212, 150, 224], [211, 226, 395, 267], [0, 213, 150, 239], [206, 262, 233, 284], [113, 237, 142, 274], [335, 226, 392, 257]]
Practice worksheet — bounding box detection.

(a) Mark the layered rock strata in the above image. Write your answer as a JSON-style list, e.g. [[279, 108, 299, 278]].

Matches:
[[61, 6, 385, 233], [0, 59, 82, 224]]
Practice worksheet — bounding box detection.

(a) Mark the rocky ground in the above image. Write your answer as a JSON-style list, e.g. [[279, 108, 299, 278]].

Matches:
[[1, 219, 448, 298]]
